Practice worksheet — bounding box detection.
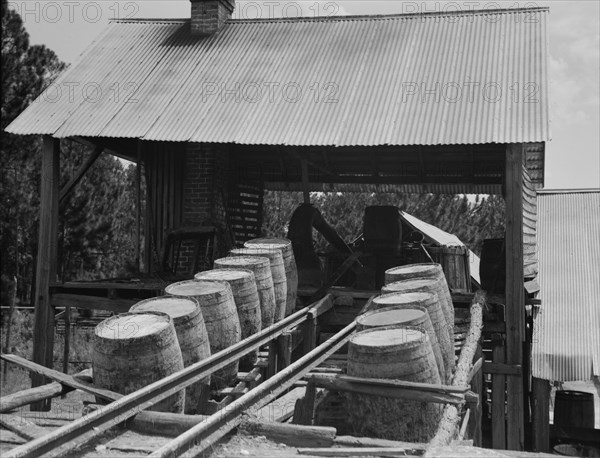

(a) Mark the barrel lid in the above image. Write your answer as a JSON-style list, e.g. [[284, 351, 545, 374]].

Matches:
[[165, 279, 228, 296], [195, 268, 254, 282], [373, 291, 436, 306], [358, 308, 424, 328], [382, 278, 437, 292], [386, 263, 440, 276], [230, 248, 283, 261], [215, 256, 269, 267], [245, 238, 291, 249], [130, 297, 198, 319], [95, 312, 171, 339], [351, 326, 426, 347]]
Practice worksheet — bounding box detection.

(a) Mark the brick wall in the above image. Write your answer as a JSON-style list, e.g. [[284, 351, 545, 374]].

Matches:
[[178, 143, 230, 274]]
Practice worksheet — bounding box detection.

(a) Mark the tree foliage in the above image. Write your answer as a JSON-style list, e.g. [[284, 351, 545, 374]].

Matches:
[[1, 0, 139, 304]]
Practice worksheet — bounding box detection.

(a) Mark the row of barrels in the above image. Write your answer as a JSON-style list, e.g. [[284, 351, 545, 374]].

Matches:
[[91, 238, 298, 415], [344, 262, 456, 442]]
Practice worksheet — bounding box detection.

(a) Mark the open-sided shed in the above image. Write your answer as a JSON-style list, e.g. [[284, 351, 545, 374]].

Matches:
[[5, 2, 550, 451]]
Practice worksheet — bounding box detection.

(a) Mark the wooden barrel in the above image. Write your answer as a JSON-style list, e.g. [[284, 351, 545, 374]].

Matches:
[[214, 256, 276, 328], [380, 281, 455, 381], [245, 238, 298, 317], [194, 268, 261, 368], [165, 280, 241, 389], [554, 390, 595, 429], [384, 264, 454, 343], [230, 248, 287, 323], [426, 246, 471, 292], [346, 325, 443, 441], [129, 297, 211, 414], [480, 238, 506, 294], [92, 312, 185, 413], [359, 302, 444, 382]]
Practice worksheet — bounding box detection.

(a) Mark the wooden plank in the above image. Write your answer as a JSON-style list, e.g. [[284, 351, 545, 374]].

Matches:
[[50, 294, 135, 313], [492, 339, 507, 449], [298, 447, 420, 456], [239, 421, 336, 448], [531, 377, 550, 453], [483, 362, 522, 376], [58, 146, 103, 203], [31, 136, 60, 411], [333, 436, 426, 449], [505, 143, 525, 450], [0, 415, 48, 441]]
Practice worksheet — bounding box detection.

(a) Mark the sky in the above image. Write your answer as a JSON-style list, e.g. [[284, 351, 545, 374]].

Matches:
[[10, 0, 600, 190]]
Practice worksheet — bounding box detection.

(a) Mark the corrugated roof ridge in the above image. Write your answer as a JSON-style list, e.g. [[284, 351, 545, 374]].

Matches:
[[112, 6, 549, 25]]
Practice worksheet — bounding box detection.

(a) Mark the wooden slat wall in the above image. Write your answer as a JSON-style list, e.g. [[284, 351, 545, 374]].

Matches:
[[522, 165, 538, 280], [143, 142, 185, 271]]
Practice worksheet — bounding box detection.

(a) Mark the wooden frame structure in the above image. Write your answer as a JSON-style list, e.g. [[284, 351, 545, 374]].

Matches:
[[27, 134, 536, 451]]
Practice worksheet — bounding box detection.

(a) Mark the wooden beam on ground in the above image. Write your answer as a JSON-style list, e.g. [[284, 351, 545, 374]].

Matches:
[[31, 136, 60, 411], [333, 436, 426, 450], [0, 415, 48, 441], [59, 146, 103, 203], [532, 377, 550, 453], [505, 143, 525, 450], [239, 420, 336, 448], [298, 447, 421, 457]]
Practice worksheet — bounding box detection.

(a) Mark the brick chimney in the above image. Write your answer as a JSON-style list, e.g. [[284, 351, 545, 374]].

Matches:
[[191, 0, 235, 36]]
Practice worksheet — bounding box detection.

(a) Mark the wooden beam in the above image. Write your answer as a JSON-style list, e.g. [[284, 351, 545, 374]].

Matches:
[[135, 140, 142, 272], [58, 146, 102, 203], [31, 136, 60, 411], [1, 383, 66, 413], [301, 158, 310, 203], [483, 362, 522, 376], [531, 377, 550, 453], [239, 421, 336, 448], [492, 337, 507, 449], [505, 143, 525, 450]]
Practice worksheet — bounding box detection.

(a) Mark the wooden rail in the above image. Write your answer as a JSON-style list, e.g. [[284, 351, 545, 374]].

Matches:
[[3, 296, 334, 458]]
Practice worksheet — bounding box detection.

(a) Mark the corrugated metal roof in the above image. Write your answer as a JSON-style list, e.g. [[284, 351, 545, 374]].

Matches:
[[5, 8, 549, 146], [266, 182, 502, 195], [532, 190, 600, 381], [400, 211, 481, 287]]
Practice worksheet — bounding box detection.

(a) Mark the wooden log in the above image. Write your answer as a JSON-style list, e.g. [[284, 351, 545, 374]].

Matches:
[[1, 383, 66, 413], [82, 403, 209, 437], [428, 290, 485, 448], [333, 436, 426, 449], [298, 447, 421, 457], [31, 136, 60, 411], [239, 420, 336, 447], [1, 414, 48, 441]]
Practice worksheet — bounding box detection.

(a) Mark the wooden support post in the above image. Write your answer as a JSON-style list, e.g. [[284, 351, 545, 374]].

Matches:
[[267, 341, 278, 379], [505, 143, 525, 450], [492, 334, 507, 449], [135, 140, 142, 272], [58, 146, 102, 203], [277, 332, 293, 370], [61, 306, 71, 376], [303, 315, 317, 354], [31, 136, 60, 411], [531, 377, 550, 453], [301, 158, 310, 204]]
